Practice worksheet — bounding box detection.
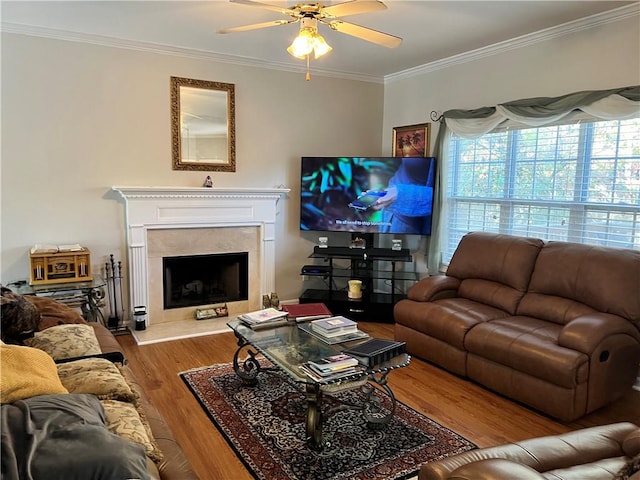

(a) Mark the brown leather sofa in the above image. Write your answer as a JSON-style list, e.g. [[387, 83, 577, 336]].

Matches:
[[419, 422, 640, 480], [394, 232, 640, 421], [22, 295, 199, 480]]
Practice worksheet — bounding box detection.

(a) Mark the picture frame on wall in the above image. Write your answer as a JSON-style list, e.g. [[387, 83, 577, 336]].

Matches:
[[392, 123, 431, 157]]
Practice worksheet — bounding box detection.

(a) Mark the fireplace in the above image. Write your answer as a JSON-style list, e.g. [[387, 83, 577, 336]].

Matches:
[[112, 186, 289, 327], [163, 252, 248, 309]]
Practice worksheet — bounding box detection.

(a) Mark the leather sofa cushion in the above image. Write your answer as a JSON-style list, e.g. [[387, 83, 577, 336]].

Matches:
[[394, 297, 509, 349], [447, 459, 545, 480], [457, 278, 524, 315], [447, 232, 543, 291], [419, 422, 639, 480], [464, 316, 588, 386], [446, 233, 543, 314], [525, 242, 640, 325], [517, 293, 596, 326], [447, 457, 626, 480]]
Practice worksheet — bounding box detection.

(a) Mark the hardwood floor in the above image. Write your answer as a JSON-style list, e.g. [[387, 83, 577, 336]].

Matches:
[[116, 322, 640, 480]]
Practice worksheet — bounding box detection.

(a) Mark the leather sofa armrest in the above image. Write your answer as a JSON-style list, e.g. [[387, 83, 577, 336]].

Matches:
[[447, 459, 545, 480], [407, 275, 460, 302], [623, 428, 640, 457], [121, 367, 199, 480], [558, 313, 640, 354]]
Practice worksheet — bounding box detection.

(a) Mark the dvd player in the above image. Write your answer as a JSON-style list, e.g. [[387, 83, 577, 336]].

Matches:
[[301, 265, 331, 275]]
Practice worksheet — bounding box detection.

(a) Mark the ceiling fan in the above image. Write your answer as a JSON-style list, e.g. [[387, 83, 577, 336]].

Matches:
[[218, 0, 402, 74]]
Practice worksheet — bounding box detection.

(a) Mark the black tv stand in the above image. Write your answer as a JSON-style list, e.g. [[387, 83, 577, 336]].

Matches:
[[312, 246, 412, 259], [299, 245, 417, 323]]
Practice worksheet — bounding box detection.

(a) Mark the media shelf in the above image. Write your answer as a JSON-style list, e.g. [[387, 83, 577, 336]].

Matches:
[[299, 246, 417, 323]]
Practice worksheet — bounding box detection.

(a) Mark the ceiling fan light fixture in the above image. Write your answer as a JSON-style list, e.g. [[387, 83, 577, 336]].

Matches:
[[287, 27, 315, 58], [311, 33, 332, 59], [287, 29, 332, 59], [287, 16, 332, 60]]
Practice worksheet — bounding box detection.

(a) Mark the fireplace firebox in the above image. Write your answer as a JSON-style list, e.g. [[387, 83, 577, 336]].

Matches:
[[163, 252, 248, 309]]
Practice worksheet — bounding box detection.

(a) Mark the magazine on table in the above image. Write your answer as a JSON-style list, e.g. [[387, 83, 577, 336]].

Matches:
[[308, 354, 359, 374], [299, 363, 365, 382], [298, 323, 369, 345], [310, 316, 358, 337], [238, 307, 289, 329]]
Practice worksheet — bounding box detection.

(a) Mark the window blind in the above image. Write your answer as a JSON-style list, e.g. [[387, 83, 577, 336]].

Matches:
[[444, 117, 640, 263]]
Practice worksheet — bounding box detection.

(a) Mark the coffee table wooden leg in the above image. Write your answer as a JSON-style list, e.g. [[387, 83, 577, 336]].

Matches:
[[305, 384, 323, 449]]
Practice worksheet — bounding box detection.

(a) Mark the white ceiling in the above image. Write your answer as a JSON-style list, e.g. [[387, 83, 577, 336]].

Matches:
[[2, 1, 638, 81]]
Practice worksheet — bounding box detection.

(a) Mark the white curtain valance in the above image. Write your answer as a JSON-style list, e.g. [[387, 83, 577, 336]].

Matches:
[[582, 94, 640, 120], [444, 87, 640, 139]]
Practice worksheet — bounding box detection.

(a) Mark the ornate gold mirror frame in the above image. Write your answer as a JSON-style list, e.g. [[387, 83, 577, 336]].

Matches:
[[171, 76, 236, 172]]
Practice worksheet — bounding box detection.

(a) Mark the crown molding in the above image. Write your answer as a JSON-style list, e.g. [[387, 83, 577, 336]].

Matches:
[[0, 22, 383, 84], [2, 3, 637, 85], [384, 3, 640, 84]]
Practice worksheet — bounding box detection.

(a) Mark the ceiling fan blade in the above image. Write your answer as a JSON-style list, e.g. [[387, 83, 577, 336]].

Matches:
[[326, 20, 402, 48], [218, 19, 296, 34], [321, 0, 387, 19], [229, 0, 296, 16]]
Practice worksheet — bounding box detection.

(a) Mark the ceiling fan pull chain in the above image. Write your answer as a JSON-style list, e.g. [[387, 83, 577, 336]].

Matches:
[[306, 55, 311, 81]]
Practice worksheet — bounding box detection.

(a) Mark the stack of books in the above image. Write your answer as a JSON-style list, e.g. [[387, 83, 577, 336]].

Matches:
[[310, 316, 358, 338], [342, 338, 406, 367], [30, 244, 86, 254], [281, 302, 332, 322], [299, 354, 364, 382], [238, 307, 289, 330]]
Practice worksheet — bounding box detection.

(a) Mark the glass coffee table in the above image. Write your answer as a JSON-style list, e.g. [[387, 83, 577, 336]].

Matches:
[[227, 318, 410, 449]]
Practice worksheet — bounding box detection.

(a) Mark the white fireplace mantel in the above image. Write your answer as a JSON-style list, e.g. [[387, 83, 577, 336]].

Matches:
[[112, 186, 290, 316]]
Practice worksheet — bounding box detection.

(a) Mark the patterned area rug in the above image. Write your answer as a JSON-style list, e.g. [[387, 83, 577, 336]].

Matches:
[[181, 362, 475, 480]]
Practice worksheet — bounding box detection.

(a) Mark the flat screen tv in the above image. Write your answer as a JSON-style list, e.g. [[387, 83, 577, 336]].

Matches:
[[300, 156, 436, 235]]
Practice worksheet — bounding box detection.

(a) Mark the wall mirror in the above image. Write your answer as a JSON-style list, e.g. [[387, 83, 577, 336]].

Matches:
[[171, 76, 236, 172]]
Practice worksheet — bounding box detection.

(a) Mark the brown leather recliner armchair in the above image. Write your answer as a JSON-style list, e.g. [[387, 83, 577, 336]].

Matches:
[[395, 232, 640, 421], [419, 422, 640, 480]]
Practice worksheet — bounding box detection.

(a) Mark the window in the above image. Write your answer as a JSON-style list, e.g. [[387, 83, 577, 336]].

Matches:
[[444, 117, 640, 263]]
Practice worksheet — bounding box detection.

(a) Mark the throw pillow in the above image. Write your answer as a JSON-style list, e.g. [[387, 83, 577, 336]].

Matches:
[[0, 343, 68, 403], [101, 399, 164, 464], [25, 323, 101, 360], [57, 357, 136, 402], [0, 285, 41, 344]]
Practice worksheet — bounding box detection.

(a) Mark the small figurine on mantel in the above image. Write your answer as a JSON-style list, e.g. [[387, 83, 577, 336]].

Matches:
[[203, 175, 213, 188]]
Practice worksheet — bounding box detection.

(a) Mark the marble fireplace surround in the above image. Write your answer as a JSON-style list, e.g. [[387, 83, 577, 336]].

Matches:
[[112, 186, 289, 340]]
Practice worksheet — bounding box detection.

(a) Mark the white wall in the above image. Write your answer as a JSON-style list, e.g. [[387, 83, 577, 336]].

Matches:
[[0, 33, 383, 309]]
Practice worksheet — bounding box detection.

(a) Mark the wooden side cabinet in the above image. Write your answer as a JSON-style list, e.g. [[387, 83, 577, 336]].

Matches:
[[30, 250, 92, 285]]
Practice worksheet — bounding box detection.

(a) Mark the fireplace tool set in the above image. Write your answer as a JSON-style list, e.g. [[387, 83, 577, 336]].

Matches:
[[105, 254, 126, 333]]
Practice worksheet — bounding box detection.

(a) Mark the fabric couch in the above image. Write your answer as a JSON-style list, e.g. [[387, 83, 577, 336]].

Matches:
[[419, 422, 640, 480], [0, 288, 198, 480], [394, 232, 640, 421]]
